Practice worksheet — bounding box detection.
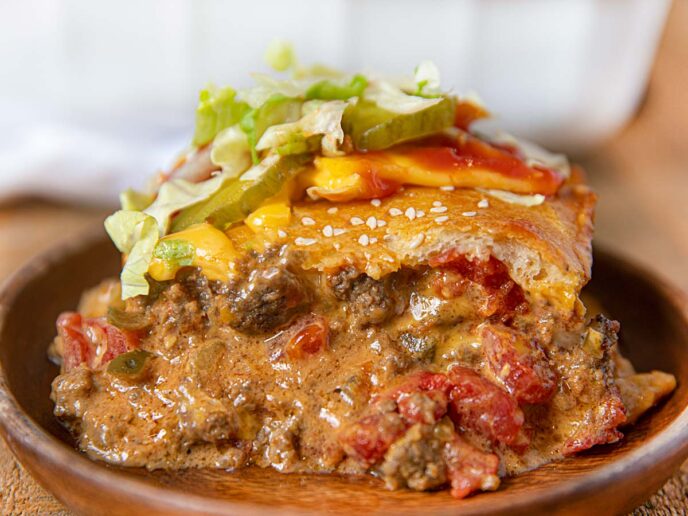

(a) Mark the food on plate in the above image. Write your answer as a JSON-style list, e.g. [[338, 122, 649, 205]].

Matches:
[[49, 48, 676, 499]]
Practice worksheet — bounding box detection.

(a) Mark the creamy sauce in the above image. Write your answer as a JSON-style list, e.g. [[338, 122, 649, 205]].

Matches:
[[49, 252, 668, 494]]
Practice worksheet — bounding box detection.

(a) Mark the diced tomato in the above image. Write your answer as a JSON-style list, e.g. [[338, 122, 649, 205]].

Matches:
[[482, 325, 557, 404], [384, 371, 454, 399], [447, 365, 527, 449], [339, 411, 408, 466], [381, 371, 453, 424], [396, 390, 450, 425], [443, 432, 500, 499], [341, 365, 529, 471], [429, 250, 507, 288], [56, 312, 139, 371], [92, 320, 138, 364], [429, 252, 528, 320], [341, 371, 454, 465], [284, 315, 329, 360], [57, 313, 95, 372]]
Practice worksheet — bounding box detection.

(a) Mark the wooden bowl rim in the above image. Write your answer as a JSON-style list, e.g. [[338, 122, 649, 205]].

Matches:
[[0, 230, 687, 515]]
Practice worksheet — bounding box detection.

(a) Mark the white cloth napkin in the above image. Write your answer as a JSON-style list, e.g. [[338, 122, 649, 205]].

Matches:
[[0, 114, 189, 206]]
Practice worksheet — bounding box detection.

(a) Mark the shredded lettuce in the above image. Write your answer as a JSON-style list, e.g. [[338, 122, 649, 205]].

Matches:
[[292, 63, 344, 80], [364, 80, 443, 114], [240, 95, 303, 164], [144, 173, 229, 234], [414, 61, 441, 97], [240, 74, 311, 109], [119, 188, 154, 211], [264, 39, 297, 72], [153, 239, 195, 267], [305, 74, 368, 101], [193, 86, 250, 147], [105, 172, 231, 298], [210, 125, 252, 177], [104, 211, 159, 299], [256, 100, 349, 157]]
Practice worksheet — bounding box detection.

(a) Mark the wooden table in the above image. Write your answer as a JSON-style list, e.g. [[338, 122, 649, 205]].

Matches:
[[1, 2, 687, 513]]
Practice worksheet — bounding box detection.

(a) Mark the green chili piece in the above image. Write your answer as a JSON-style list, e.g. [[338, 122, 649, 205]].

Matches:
[[107, 307, 150, 331], [107, 350, 153, 378]]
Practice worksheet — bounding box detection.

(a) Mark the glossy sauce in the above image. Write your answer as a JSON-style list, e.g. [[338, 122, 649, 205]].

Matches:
[[393, 135, 563, 196]]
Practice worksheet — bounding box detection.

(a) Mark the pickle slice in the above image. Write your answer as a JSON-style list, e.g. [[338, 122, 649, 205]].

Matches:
[[170, 153, 312, 232], [107, 349, 153, 379], [342, 96, 455, 151], [277, 134, 322, 156]]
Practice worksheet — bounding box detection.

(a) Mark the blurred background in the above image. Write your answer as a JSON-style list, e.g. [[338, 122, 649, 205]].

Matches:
[[0, 1, 687, 513], [0, 0, 673, 202]]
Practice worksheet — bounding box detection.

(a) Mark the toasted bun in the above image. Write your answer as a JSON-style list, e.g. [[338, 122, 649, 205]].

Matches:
[[244, 185, 595, 315]]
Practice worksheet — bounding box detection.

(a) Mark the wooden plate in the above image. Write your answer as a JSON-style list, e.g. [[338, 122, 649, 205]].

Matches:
[[0, 229, 687, 516]]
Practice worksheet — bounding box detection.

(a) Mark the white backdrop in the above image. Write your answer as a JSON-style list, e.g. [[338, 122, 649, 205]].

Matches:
[[0, 0, 670, 203]]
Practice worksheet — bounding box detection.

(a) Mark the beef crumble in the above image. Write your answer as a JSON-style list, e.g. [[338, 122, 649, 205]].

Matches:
[[50, 249, 673, 498]]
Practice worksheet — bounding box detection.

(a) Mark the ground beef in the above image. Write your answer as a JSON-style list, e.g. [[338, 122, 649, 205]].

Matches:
[[263, 415, 301, 472], [225, 265, 311, 334], [329, 268, 407, 327], [398, 333, 436, 361], [542, 314, 627, 455], [177, 268, 215, 312], [178, 388, 240, 445], [51, 367, 94, 422], [380, 423, 448, 491]]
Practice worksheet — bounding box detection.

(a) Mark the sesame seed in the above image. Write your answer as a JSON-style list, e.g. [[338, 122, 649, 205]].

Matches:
[[370, 237, 378, 244], [333, 242, 341, 250], [478, 199, 489, 208], [462, 211, 477, 217], [389, 208, 403, 217], [333, 228, 347, 236], [416, 210, 425, 218], [383, 255, 395, 263], [383, 234, 393, 241], [366, 216, 377, 230], [377, 219, 387, 227], [440, 185, 455, 191], [370, 199, 381, 207], [433, 201, 442, 207], [350, 217, 364, 226], [301, 217, 316, 226], [295, 237, 317, 246], [327, 207, 338, 214], [408, 232, 425, 249], [364, 252, 371, 260], [435, 216, 449, 223], [405, 207, 416, 221], [277, 229, 287, 238], [358, 234, 370, 246], [430, 206, 448, 213], [323, 225, 334, 237]]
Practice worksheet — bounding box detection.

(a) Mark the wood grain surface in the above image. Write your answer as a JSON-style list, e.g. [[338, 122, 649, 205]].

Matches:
[[0, 1, 687, 513], [1, 236, 687, 516]]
